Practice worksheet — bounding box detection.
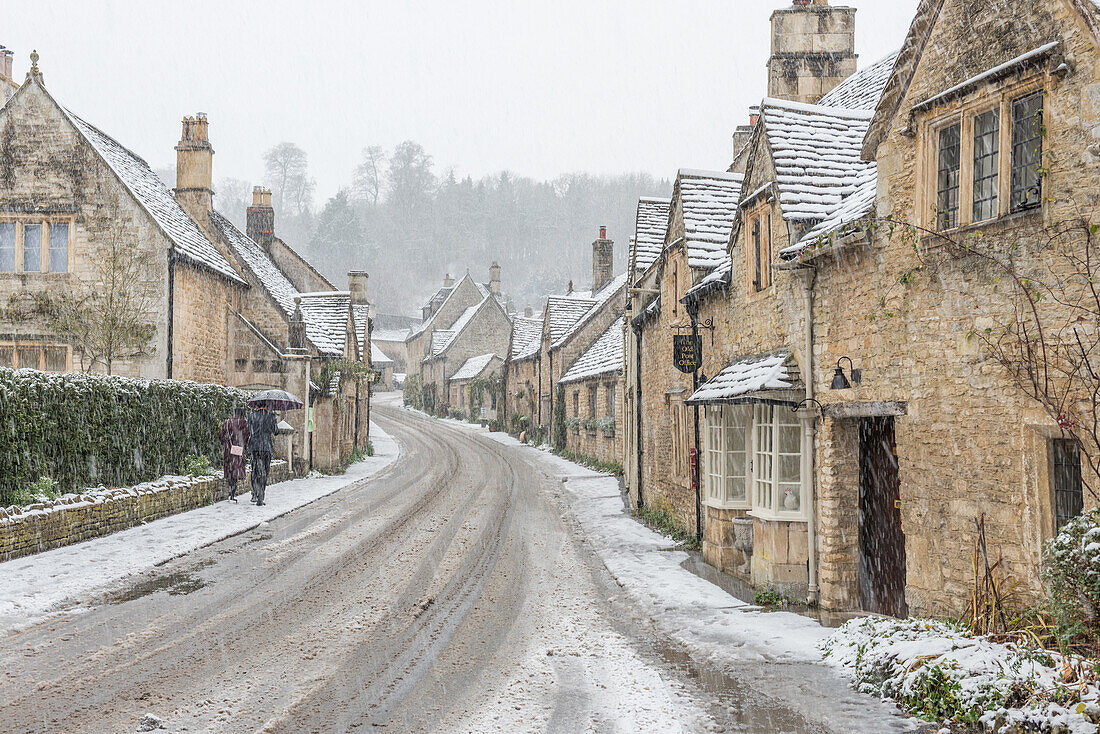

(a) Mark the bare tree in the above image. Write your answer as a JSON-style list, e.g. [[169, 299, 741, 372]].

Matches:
[[352, 145, 386, 206], [263, 142, 315, 217], [43, 225, 158, 374]]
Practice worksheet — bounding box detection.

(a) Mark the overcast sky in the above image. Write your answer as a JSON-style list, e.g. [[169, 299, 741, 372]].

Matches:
[[5, 1, 920, 202]]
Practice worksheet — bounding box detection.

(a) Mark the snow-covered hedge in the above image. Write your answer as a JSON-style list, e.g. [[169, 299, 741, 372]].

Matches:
[[0, 367, 246, 500], [1045, 506, 1100, 630], [821, 616, 1099, 733]]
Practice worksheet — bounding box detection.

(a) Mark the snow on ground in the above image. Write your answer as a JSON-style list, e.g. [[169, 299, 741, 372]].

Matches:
[[0, 423, 400, 633], [823, 616, 1100, 734]]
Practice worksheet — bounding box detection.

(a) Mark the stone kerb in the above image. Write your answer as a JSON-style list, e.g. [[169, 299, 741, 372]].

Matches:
[[0, 461, 289, 562]]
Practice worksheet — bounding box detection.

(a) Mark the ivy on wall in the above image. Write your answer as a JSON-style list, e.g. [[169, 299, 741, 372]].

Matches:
[[0, 367, 247, 502]]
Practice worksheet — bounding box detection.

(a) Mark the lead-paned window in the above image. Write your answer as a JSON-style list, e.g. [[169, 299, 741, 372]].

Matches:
[[752, 219, 763, 292], [44, 347, 66, 372], [589, 385, 598, 418], [972, 109, 1000, 223], [607, 386, 616, 419], [1051, 438, 1083, 532], [22, 223, 42, 272], [17, 346, 40, 369], [49, 222, 69, 273], [937, 123, 961, 230], [573, 390, 579, 418], [0, 223, 14, 272], [1011, 92, 1043, 211]]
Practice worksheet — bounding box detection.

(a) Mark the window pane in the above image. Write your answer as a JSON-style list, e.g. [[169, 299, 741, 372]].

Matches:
[[937, 124, 961, 229], [726, 475, 747, 503], [17, 347, 40, 369], [0, 347, 12, 367], [1051, 438, 1083, 531], [0, 223, 14, 272], [1011, 92, 1043, 211], [779, 454, 801, 484], [23, 224, 42, 272], [49, 222, 69, 273], [44, 347, 66, 372], [972, 109, 1000, 222], [778, 424, 801, 454]]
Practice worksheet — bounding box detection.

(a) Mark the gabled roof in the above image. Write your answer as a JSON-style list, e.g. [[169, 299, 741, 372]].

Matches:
[[510, 316, 544, 361], [675, 169, 743, 270], [546, 295, 598, 344], [632, 197, 672, 273], [430, 301, 481, 355], [409, 272, 481, 340], [550, 272, 628, 350], [64, 111, 244, 285], [211, 211, 297, 314], [560, 317, 624, 384], [297, 292, 351, 357], [759, 99, 875, 223], [451, 353, 499, 382], [370, 341, 393, 367], [782, 172, 877, 258], [862, 0, 1100, 160], [817, 51, 900, 111]]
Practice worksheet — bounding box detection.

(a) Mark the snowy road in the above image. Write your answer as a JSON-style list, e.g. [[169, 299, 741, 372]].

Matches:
[[0, 396, 922, 733]]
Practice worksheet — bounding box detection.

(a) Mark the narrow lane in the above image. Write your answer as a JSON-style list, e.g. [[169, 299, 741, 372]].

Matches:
[[0, 398, 892, 733]]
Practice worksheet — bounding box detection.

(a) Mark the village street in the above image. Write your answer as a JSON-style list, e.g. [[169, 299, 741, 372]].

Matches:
[[0, 394, 921, 734]]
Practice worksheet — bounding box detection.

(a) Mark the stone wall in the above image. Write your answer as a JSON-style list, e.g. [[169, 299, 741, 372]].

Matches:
[[505, 356, 540, 430], [562, 375, 623, 464], [171, 259, 236, 384], [0, 461, 290, 562]]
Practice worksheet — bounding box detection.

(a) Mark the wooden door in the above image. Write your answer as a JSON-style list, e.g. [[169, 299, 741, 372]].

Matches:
[[858, 417, 908, 617]]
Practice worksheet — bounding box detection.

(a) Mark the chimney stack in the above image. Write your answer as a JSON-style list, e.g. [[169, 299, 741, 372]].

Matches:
[[348, 271, 369, 305], [768, 0, 856, 104], [0, 46, 12, 83], [730, 106, 760, 173], [444, 273, 454, 288], [247, 186, 275, 251], [591, 226, 614, 294], [524, 306, 533, 318], [489, 261, 501, 296], [175, 113, 215, 223]]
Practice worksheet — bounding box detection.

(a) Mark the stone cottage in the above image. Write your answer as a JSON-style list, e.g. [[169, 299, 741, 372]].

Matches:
[[559, 316, 625, 464], [448, 353, 505, 422], [503, 315, 543, 432]]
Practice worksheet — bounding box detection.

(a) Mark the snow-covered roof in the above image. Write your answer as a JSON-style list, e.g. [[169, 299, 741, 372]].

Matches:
[[632, 197, 672, 272], [684, 256, 732, 301], [65, 112, 244, 285], [372, 328, 409, 342], [430, 302, 481, 356], [370, 341, 393, 367], [546, 295, 598, 345], [353, 303, 370, 357], [911, 42, 1060, 114], [560, 317, 624, 384], [421, 284, 454, 310], [677, 170, 743, 270], [551, 272, 627, 349], [297, 292, 351, 357], [451, 352, 499, 382], [760, 99, 875, 224], [211, 211, 297, 315], [817, 51, 900, 111], [687, 352, 801, 404], [510, 316, 544, 361], [783, 171, 878, 258]]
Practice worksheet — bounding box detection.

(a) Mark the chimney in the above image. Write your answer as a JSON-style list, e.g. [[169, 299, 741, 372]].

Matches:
[[489, 261, 501, 296], [768, 0, 856, 104], [0, 46, 12, 82], [591, 226, 614, 294], [524, 306, 533, 318], [348, 271, 369, 305], [288, 297, 307, 352], [175, 113, 215, 223], [247, 186, 275, 251], [443, 273, 455, 288], [730, 106, 760, 174]]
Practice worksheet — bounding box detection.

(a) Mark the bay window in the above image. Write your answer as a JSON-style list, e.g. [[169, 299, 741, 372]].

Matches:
[[704, 403, 807, 519]]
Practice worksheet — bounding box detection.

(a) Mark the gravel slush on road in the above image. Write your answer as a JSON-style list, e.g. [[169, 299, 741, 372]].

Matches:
[[0, 393, 929, 733]]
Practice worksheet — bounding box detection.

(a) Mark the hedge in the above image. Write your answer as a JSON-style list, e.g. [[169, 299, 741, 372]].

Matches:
[[0, 367, 247, 501]]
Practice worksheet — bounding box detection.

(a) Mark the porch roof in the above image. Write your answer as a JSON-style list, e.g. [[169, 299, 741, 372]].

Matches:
[[686, 351, 802, 406]]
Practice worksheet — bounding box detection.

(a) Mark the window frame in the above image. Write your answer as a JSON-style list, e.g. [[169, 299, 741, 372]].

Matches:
[[920, 79, 1046, 232], [0, 342, 71, 372], [1050, 437, 1083, 533], [936, 121, 961, 230], [0, 218, 74, 274], [971, 107, 1000, 223]]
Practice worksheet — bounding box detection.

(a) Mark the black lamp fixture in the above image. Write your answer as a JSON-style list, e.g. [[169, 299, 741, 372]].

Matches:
[[829, 356, 861, 390]]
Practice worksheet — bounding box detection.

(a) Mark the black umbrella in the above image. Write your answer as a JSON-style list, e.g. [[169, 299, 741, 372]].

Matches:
[[247, 389, 304, 411]]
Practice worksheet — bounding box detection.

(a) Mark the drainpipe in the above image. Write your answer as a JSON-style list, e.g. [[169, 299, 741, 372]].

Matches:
[[802, 265, 820, 606], [166, 251, 176, 379], [548, 350, 555, 444], [632, 319, 645, 508]]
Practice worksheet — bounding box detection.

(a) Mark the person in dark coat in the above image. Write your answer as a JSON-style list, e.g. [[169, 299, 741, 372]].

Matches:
[[218, 407, 250, 502], [247, 407, 278, 506]]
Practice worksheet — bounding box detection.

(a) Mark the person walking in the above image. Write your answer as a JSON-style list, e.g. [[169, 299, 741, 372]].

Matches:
[[247, 406, 278, 506], [218, 407, 250, 503]]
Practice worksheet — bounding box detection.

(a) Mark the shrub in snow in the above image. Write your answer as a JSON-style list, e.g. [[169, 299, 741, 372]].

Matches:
[[0, 367, 246, 502], [1044, 506, 1100, 633], [821, 616, 1099, 732]]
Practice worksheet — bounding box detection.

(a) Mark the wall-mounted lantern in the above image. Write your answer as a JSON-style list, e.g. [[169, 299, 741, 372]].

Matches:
[[829, 356, 862, 390]]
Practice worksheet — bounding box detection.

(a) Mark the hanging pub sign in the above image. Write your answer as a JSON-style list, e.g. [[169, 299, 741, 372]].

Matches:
[[673, 335, 702, 374]]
